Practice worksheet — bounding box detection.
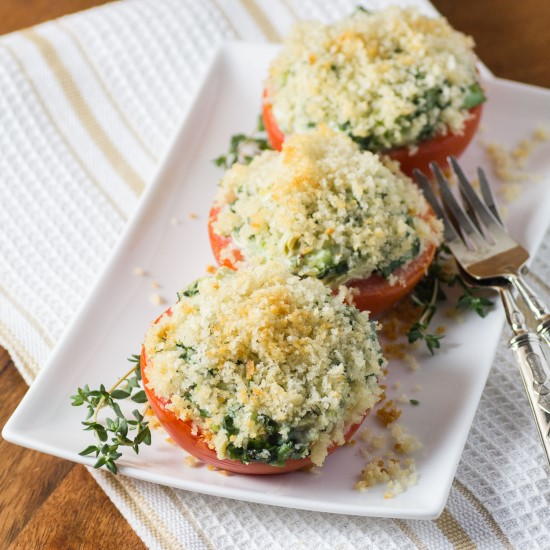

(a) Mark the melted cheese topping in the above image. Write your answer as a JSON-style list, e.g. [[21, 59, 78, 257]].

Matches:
[[144, 263, 383, 466], [266, 7, 481, 150], [214, 127, 442, 284]]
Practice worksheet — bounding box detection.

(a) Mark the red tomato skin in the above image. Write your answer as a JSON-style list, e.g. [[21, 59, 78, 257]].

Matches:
[[385, 104, 483, 177], [262, 89, 285, 151], [345, 243, 436, 316], [142, 310, 367, 475], [208, 206, 437, 316], [207, 205, 243, 269], [262, 89, 483, 178]]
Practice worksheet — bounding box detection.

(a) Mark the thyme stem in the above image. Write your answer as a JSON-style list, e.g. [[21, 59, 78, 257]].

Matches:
[[93, 364, 139, 425]]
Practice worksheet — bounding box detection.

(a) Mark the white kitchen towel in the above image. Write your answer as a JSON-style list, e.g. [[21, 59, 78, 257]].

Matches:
[[1, 0, 549, 548]]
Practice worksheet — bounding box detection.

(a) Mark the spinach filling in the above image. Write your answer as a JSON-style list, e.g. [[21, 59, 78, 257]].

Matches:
[[224, 413, 310, 466], [175, 342, 196, 362], [292, 227, 421, 283], [177, 280, 199, 301], [462, 82, 486, 110], [335, 80, 485, 151], [297, 248, 348, 280], [376, 237, 421, 279]]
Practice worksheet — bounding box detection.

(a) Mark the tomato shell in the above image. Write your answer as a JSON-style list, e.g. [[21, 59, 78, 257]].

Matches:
[[262, 89, 483, 178], [385, 104, 483, 177], [207, 206, 244, 269], [142, 309, 366, 475], [262, 88, 285, 151], [345, 243, 436, 315]]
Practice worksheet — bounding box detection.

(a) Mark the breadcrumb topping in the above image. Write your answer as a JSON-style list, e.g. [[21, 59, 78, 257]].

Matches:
[[267, 7, 481, 150], [214, 128, 442, 285], [144, 263, 384, 466]]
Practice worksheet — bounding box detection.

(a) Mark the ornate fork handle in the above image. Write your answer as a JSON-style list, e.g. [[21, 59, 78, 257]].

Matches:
[[501, 287, 550, 464], [509, 272, 550, 347]]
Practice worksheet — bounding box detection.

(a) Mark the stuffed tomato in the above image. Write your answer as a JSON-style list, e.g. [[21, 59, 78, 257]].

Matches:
[[209, 127, 443, 315], [142, 263, 383, 474], [262, 6, 485, 176]]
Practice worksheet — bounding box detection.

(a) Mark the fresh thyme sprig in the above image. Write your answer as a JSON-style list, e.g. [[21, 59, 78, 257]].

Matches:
[[455, 277, 493, 317], [406, 245, 494, 354], [71, 354, 151, 474], [213, 115, 272, 169], [408, 278, 444, 355]]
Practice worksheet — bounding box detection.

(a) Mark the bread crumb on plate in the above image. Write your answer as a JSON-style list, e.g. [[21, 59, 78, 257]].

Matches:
[[376, 400, 402, 426], [355, 422, 421, 497], [184, 455, 202, 468], [149, 293, 165, 306]]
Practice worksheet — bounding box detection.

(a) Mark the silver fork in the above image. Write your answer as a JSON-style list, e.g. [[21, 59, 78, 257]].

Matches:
[[413, 160, 550, 466], [415, 159, 550, 345], [451, 159, 550, 345]]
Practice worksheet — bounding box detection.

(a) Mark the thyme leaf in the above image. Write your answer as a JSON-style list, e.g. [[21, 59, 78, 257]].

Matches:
[[407, 277, 443, 355]]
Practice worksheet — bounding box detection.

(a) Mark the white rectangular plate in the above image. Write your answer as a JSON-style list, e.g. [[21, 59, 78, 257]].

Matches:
[[4, 43, 550, 519]]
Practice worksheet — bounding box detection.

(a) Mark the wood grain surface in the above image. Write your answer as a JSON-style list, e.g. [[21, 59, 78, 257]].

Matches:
[[1, 1, 549, 549]]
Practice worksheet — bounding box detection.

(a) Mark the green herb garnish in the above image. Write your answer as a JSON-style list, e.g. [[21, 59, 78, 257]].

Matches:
[[177, 280, 199, 300], [407, 278, 444, 355], [456, 280, 493, 317], [214, 115, 272, 169], [410, 399, 420, 406], [405, 245, 494, 354], [71, 354, 151, 474], [463, 82, 486, 110]]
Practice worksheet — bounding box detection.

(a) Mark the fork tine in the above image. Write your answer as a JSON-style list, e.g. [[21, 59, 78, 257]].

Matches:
[[458, 180, 485, 235], [477, 167, 503, 226], [412, 169, 444, 219], [449, 157, 502, 237], [430, 162, 485, 250], [413, 168, 458, 243]]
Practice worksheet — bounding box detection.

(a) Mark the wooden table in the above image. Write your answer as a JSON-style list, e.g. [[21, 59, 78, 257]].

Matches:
[[1, 1, 549, 548]]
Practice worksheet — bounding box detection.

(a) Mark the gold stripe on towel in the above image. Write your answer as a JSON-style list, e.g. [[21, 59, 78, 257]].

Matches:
[[454, 480, 513, 550], [56, 20, 158, 163], [2, 44, 127, 220], [0, 320, 41, 380], [435, 508, 477, 550], [240, 0, 281, 42], [0, 285, 54, 348], [394, 519, 429, 550], [55, 19, 158, 166], [22, 28, 145, 196]]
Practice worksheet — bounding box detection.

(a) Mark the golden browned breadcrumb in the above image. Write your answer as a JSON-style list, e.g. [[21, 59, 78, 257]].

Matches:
[[376, 400, 402, 426], [184, 455, 202, 468]]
